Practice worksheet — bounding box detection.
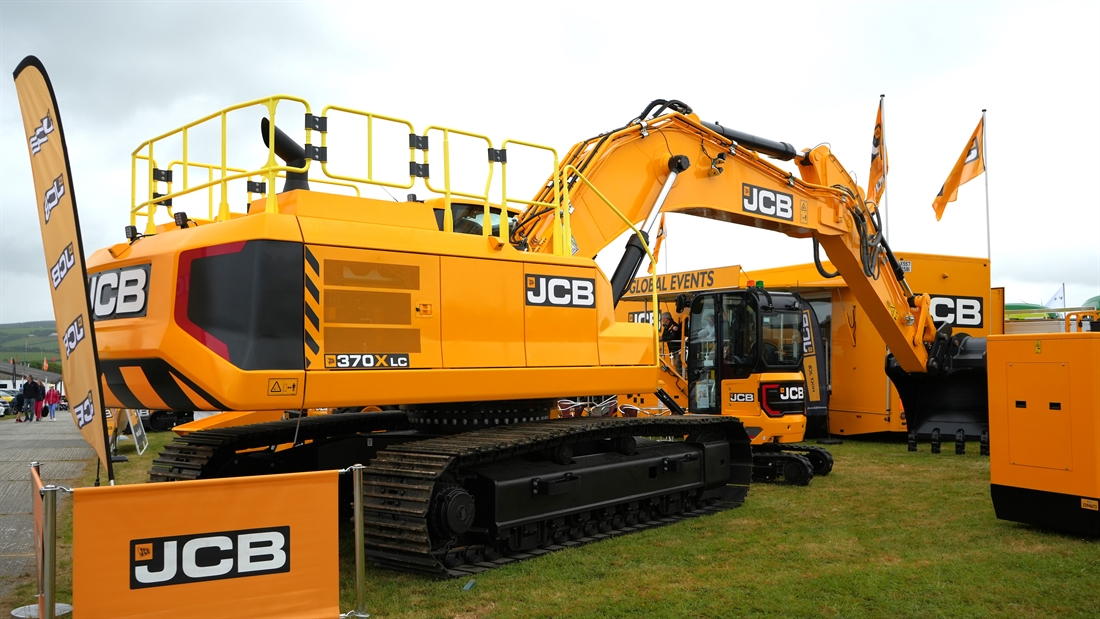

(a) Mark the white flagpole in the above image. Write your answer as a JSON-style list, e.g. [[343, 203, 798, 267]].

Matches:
[[983, 109, 991, 260], [881, 94, 889, 243]]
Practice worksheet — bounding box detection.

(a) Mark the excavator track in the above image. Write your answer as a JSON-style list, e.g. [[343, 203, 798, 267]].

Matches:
[[361, 415, 750, 577], [149, 411, 411, 482], [777, 444, 834, 476]]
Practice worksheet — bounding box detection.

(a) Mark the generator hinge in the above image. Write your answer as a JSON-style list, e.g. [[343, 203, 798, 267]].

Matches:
[[410, 162, 430, 178], [247, 181, 267, 194], [488, 148, 507, 163], [409, 134, 429, 150], [152, 168, 173, 183]]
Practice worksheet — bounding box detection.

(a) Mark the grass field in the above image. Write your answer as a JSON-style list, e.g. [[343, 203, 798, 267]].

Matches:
[[3, 430, 1098, 618], [0, 320, 61, 367]]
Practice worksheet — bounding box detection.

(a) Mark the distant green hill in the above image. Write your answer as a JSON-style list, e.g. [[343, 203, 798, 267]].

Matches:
[[0, 320, 62, 366]]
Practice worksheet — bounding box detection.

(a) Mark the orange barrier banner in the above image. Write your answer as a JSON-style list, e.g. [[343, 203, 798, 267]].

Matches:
[[72, 470, 339, 618], [30, 466, 45, 618]]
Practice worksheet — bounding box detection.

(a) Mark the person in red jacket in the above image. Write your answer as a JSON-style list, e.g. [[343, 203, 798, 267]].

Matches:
[[45, 384, 60, 421], [33, 379, 45, 422]]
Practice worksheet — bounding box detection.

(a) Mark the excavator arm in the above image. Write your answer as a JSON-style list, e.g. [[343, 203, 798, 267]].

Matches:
[[513, 104, 938, 374]]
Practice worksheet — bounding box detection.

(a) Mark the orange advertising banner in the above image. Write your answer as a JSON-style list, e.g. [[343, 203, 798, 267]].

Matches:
[[72, 471, 339, 619], [12, 57, 113, 480]]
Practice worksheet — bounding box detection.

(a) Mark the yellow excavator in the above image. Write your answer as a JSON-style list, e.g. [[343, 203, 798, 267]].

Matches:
[[20, 77, 1007, 576]]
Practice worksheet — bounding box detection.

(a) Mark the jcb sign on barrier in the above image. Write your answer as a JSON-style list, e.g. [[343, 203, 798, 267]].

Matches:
[[73, 470, 338, 618]]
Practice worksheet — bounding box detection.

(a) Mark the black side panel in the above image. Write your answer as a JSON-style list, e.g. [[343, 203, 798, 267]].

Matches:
[[188, 240, 303, 370], [991, 484, 1100, 536]]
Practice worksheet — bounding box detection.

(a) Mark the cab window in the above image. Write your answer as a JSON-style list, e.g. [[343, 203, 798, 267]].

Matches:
[[721, 295, 757, 379], [435, 204, 509, 236], [687, 296, 718, 413], [760, 310, 803, 367]]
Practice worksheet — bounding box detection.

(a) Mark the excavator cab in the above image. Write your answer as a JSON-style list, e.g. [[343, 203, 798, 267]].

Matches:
[[685, 288, 809, 443]]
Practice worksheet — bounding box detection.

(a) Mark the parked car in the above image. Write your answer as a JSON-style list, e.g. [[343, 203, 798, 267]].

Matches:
[[0, 389, 18, 417]]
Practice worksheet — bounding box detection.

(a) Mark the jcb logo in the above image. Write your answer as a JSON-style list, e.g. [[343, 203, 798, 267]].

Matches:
[[28, 111, 54, 155], [628, 311, 653, 324], [42, 174, 65, 224], [62, 315, 85, 358], [51, 244, 75, 289], [742, 184, 794, 221], [929, 295, 984, 328], [525, 275, 595, 308], [89, 264, 151, 321], [729, 393, 755, 403], [325, 353, 411, 370], [779, 386, 804, 401], [801, 311, 815, 355], [73, 391, 95, 429], [130, 526, 290, 589]]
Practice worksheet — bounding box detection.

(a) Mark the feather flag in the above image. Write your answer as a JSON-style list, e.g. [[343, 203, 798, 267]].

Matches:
[[933, 118, 985, 221], [867, 98, 888, 206]]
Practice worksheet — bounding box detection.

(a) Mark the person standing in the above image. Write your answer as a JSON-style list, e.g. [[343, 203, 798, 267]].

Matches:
[[45, 384, 60, 421], [660, 312, 683, 373], [21, 376, 35, 423], [34, 379, 45, 422]]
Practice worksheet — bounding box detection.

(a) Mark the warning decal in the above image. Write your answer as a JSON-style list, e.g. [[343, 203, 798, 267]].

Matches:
[[268, 378, 299, 396]]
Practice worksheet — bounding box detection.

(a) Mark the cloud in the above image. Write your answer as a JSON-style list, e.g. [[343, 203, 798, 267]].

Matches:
[[2, 0, 1098, 324]]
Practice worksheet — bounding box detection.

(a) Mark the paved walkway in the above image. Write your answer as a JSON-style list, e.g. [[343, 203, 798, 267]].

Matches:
[[0, 415, 94, 598]]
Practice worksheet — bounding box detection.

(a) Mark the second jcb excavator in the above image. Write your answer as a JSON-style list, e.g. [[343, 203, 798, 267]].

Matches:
[[21, 71, 991, 576]]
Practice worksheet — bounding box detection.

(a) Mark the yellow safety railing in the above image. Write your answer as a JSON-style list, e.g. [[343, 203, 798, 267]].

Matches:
[[131, 95, 312, 234], [421, 126, 495, 234], [500, 139, 558, 245], [561, 165, 660, 365], [129, 95, 558, 246], [319, 105, 417, 191], [161, 160, 361, 221]]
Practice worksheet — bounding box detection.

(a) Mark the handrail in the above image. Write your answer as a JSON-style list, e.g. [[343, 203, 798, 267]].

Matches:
[[158, 160, 361, 221], [129, 96, 554, 246], [319, 105, 417, 191], [561, 165, 660, 365], [501, 139, 558, 245], [131, 95, 311, 234], [422, 126, 495, 234], [1065, 310, 1099, 332]]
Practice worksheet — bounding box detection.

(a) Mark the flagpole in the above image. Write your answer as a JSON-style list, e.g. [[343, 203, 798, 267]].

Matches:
[[982, 109, 991, 260], [880, 95, 889, 243]]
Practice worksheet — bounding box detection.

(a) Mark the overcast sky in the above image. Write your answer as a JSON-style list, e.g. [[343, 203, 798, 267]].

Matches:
[[1, 0, 1098, 324]]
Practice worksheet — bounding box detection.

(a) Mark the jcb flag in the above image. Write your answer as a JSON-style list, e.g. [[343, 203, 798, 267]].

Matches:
[[13, 57, 114, 481], [867, 99, 888, 206], [648, 213, 666, 275], [933, 118, 985, 221]]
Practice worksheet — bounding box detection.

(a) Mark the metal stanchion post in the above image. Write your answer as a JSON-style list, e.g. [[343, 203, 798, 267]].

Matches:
[[41, 486, 58, 619], [341, 464, 369, 619], [14, 474, 72, 619]]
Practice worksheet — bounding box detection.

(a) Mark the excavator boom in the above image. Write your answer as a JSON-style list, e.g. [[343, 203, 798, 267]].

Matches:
[[514, 107, 937, 374]]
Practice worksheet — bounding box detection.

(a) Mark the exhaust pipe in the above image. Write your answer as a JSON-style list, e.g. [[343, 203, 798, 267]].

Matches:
[[260, 118, 309, 192]]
